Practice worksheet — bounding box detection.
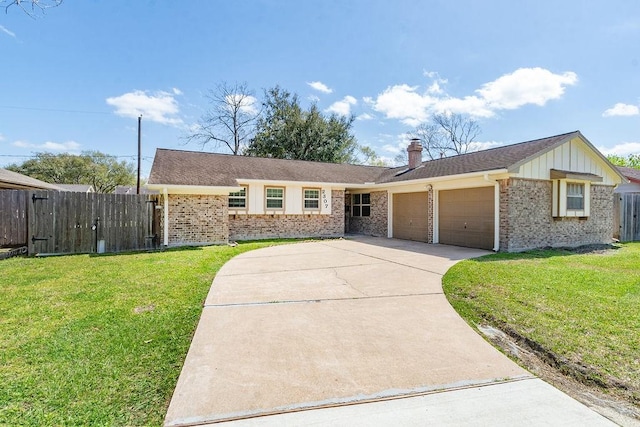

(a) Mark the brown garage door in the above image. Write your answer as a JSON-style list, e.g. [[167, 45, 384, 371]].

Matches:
[[439, 187, 494, 250], [393, 192, 429, 242]]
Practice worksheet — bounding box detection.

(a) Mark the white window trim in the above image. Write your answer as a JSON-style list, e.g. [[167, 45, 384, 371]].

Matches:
[[303, 187, 321, 212], [567, 182, 585, 211], [265, 186, 285, 211], [552, 179, 590, 217]]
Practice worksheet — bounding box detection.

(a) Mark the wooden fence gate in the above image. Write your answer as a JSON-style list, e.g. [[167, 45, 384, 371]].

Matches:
[[1, 190, 160, 255], [615, 193, 640, 242], [0, 190, 28, 248]]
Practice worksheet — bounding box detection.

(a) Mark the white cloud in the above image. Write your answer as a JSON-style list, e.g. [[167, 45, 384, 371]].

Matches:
[[356, 113, 374, 121], [106, 90, 183, 126], [370, 67, 578, 125], [427, 81, 445, 95], [602, 103, 640, 117], [326, 95, 357, 116], [362, 96, 375, 106], [476, 67, 578, 110], [598, 142, 640, 156], [423, 71, 448, 95], [13, 140, 81, 151], [381, 133, 413, 154], [372, 84, 436, 126], [0, 25, 16, 38], [307, 81, 333, 94], [308, 94, 320, 103], [466, 141, 503, 152], [0, 133, 5, 141], [172, 87, 183, 95], [225, 94, 258, 115], [434, 95, 494, 118], [239, 96, 258, 115], [382, 143, 403, 154]]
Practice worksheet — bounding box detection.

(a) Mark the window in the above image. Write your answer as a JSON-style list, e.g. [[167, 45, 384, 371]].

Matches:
[[567, 183, 584, 210], [265, 187, 284, 209], [228, 186, 247, 209], [352, 193, 370, 217], [552, 180, 590, 217], [303, 188, 320, 210]]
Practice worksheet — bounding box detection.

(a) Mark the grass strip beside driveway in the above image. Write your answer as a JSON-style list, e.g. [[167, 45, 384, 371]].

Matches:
[[0, 241, 289, 426], [443, 243, 640, 405]]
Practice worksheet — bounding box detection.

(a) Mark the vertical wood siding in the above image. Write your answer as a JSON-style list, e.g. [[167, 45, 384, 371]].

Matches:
[[0, 190, 159, 255], [616, 193, 640, 242]]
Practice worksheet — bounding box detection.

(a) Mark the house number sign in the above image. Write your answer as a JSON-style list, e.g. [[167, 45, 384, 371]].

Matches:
[[322, 189, 329, 209]]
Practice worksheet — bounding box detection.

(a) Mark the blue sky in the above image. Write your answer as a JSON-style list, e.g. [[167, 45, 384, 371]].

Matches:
[[1, 0, 639, 176]]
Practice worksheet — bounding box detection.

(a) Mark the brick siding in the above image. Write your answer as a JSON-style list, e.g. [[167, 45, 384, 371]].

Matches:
[[347, 190, 388, 237], [228, 190, 345, 240], [161, 194, 228, 246], [499, 178, 614, 252]]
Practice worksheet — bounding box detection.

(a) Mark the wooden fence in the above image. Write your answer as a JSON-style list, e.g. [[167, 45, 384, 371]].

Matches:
[[0, 190, 28, 248], [0, 190, 160, 255], [615, 193, 640, 242]]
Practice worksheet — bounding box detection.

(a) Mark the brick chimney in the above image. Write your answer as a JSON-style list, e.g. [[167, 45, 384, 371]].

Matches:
[[407, 138, 423, 169]]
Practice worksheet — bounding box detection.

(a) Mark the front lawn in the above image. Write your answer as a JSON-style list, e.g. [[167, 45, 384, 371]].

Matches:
[[0, 241, 289, 426], [443, 243, 640, 404]]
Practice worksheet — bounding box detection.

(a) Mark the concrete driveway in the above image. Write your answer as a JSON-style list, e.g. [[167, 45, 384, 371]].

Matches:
[[165, 237, 615, 426]]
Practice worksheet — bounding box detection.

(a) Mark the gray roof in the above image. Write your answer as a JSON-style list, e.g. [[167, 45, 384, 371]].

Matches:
[[148, 149, 387, 186], [57, 184, 95, 192], [148, 131, 600, 187], [114, 185, 158, 195], [376, 131, 580, 183], [617, 166, 640, 183], [0, 168, 62, 190]]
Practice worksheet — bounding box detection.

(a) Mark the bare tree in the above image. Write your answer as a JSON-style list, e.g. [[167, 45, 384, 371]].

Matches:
[[2, 0, 62, 17], [408, 113, 481, 160], [186, 82, 259, 155], [393, 150, 408, 166]]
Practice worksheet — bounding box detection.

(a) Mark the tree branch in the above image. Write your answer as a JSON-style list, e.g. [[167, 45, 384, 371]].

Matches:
[[3, 0, 62, 17]]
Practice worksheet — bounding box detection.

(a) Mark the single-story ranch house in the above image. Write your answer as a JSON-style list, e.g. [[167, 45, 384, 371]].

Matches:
[[146, 131, 626, 252]]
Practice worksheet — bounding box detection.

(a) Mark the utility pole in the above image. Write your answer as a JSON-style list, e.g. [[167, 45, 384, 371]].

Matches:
[[137, 115, 142, 195]]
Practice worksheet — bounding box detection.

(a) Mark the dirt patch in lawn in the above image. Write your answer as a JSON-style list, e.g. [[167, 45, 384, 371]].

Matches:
[[548, 243, 621, 256], [478, 323, 640, 427]]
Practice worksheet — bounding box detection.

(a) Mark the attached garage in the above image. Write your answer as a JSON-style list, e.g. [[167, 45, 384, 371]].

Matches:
[[393, 192, 429, 242], [439, 187, 494, 250]]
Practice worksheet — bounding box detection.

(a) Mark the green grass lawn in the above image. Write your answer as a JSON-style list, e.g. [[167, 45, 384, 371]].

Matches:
[[0, 241, 290, 426], [443, 243, 640, 403]]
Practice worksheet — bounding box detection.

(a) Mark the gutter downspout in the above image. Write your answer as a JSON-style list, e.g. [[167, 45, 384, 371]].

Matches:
[[484, 174, 500, 252], [163, 187, 169, 247]]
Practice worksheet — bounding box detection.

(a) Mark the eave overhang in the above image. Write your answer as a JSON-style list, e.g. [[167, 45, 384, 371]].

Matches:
[[145, 184, 242, 195], [550, 169, 603, 182]]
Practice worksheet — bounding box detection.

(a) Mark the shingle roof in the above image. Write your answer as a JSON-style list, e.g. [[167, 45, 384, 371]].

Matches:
[[0, 168, 62, 190], [114, 185, 158, 195], [376, 131, 579, 183], [148, 149, 387, 186], [617, 166, 640, 183], [57, 184, 94, 192], [148, 131, 588, 187]]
